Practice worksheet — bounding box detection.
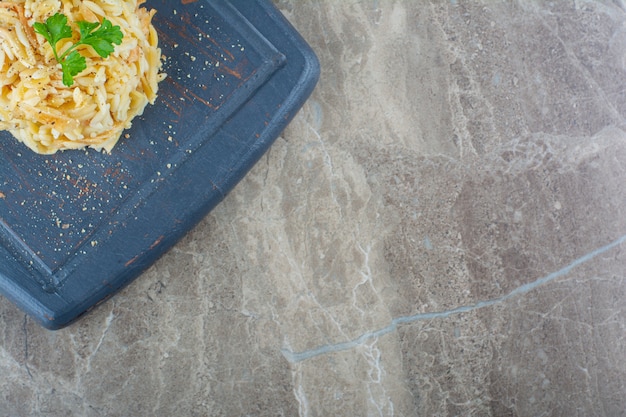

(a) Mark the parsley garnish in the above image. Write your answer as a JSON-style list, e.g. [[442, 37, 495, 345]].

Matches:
[[33, 13, 123, 87]]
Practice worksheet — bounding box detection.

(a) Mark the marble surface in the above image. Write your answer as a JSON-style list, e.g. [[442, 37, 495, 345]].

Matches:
[[2, 1, 626, 415]]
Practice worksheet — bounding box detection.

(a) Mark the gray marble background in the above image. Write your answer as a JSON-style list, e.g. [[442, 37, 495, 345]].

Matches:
[[2, 1, 626, 416]]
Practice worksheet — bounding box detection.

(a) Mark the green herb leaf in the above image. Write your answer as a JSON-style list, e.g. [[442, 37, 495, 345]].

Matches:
[[61, 51, 87, 87], [77, 18, 123, 58], [75, 20, 100, 39], [33, 13, 73, 56], [33, 13, 123, 87]]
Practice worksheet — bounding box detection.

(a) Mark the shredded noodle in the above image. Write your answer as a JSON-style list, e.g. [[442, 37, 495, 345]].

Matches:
[[0, 0, 165, 154]]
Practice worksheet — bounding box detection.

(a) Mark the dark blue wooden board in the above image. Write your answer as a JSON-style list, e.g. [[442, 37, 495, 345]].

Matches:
[[0, 0, 319, 329]]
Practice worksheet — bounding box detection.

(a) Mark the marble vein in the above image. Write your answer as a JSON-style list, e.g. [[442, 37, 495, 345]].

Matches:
[[281, 233, 626, 364], [22, 315, 33, 380]]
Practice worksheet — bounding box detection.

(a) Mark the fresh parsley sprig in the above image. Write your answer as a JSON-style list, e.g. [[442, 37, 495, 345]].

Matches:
[[33, 13, 124, 87]]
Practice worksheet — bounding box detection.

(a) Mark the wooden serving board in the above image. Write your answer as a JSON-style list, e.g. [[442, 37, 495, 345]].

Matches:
[[0, 0, 319, 329]]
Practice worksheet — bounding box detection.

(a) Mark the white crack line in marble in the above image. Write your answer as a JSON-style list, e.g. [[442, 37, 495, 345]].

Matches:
[[281, 233, 626, 364], [292, 370, 310, 417], [363, 340, 394, 416], [82, 307, 115, 374]]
